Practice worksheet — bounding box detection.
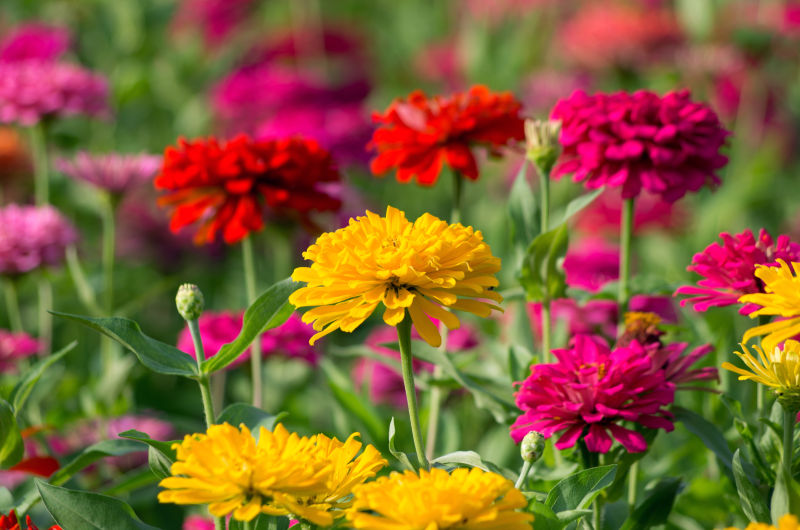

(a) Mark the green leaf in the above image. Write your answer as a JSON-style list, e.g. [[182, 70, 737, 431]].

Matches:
[[620, 477, 682, 530], [320, 358, 386, 443], [49, 439, 145, 486], [519, 223, 569, 302], [674, 406, 734, 475], [432, 451, 513, 479], [203, 278, 299, 373], [10, 341, 76, 412], [527, 499, 564, 530], [0, 399, 22, 468], [553, 188, 604, 226], [388, 417, 415, 471], [216, 403, 287, 433], [52, 312, 198, 378], [545, 464, 617, 513], [147, 446, 172, 480], [733, 449, 771, 523], [771, 462, 800, 525], [36, 480, 160, 530], [507, 344, 533, 384], [118, 430, 177, 461], [508, 161, 538, 250]]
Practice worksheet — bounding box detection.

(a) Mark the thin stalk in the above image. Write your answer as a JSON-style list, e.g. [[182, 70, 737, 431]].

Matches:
[[784, 406, 795, 480], [618, 198, 635, 314], [37, 275, 52, 354], [593, 496, 604, 530], [244, 519, 255, 530], [756, 315, 770, 413], [242, 235, 264, 408], [539, 164, 550, 233], [65, 245, 102, 316], [451, 171, 463, 224], [3, 279, 23, 332], [397, 314, 429, 470], [514, 460, 532, 489], [28, 123, 49, 206], [541, 302, 552, 363], [101, 194, 119, 314], [628, 461, 639, 508], [187, 319, 216, 428]]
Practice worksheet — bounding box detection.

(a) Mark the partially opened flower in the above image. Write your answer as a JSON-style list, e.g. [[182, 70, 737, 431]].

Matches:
[[56, 152, 161, 195], [290, 206, 503, 347], [155, 135, 341, 245], [346, 467, 533, 529], [552, 90, 729, 202], [739, 260, 800, 354], [511, 334, 675, 453], [0, 330, 41, 373], [0, 24, 70, 63], [0, 204, 77, 275], [369, 85, 525, 185], [676, 229, 800, 314], [723, 340, 800, 407]]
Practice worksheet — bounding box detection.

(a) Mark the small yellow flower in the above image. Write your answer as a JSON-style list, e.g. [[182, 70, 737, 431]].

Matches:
[[158, 423, 386, 525], [346, 467, 534, 529], [739, 260, 800, 354], [722, 340, 800, 395], [724, 514, 800, 530], [290, 206, 502, 347]]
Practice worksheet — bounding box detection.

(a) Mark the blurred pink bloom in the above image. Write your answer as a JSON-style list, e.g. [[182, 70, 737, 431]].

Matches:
[[522, 70, 591, 115], [648, 342, 717, 387], [675, 229, 800, 314], [106, 415, 175, 470], [183, 516, 215, 530], [0, 204, 77, 275], [511, 334, 675, 453], [630, 295, 679, 323], [56, 152, 161, 194], [563, 238, 619, 292], [0, 60, 109, 126], [173, 0, 257, 46], [354, 323, 480, 408], [0, 23, 69, 63], [463, 0, 557, 23], [0, 330, 40, 373], [177, 312, 318, 369], [413, 40, 465, 91], [573, 189, 685, 237]]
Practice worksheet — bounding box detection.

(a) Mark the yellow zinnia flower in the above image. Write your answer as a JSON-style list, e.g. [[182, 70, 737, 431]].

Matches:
[[290, 206, 502, 347], [158, 423, 386, 525], [722, 340, 800, 396], [739, 260, 800, 354], [346, 467, 534, 529], [724, 514, 800, 530]]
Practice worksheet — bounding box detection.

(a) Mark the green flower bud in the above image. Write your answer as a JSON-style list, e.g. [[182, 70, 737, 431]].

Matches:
[[176, 283, 204, 321], [525, 119, 562, 175], [521, 431, 545, 463]]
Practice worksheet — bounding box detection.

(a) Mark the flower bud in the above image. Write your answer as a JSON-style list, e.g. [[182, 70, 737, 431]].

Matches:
[[520, 431, 545, 463], [176, 283, 204, 321], [525, 119, 562, 175]]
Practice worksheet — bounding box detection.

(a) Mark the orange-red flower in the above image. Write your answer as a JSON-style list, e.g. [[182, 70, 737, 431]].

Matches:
[[369, 85, 524, 185], [155, 135, 341, 245]]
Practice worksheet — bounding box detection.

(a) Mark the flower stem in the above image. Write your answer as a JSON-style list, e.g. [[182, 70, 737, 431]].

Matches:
[[618, 198, 635, 314], [397, 313, 429, 470], [187, 319, 216, 428], [37, 274, 52, 354], [540, 301, 552, 363], [627, 461, 639, 509], [3, 278, 23, 332], [593, 495, 604, 530], [538, 159, 552, 363], [451, 171, 463, 224], [65, 245, 101, 316], [242, 235, 264, 408], [539, 163, 550, 233], [28, 123, 49, 206], [514, 460, 532, 489], [784, 406, 795, 480], [101, 193, 119, 314]]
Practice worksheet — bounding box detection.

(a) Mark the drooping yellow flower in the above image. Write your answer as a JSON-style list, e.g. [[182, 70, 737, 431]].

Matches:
[[290, 206, 502, 347], [739, 260, 800, 354], [724, 514, 800, 530], [346, 467, 534, 529], [723, 340, 800, 397], [158, 423, 386, 525]]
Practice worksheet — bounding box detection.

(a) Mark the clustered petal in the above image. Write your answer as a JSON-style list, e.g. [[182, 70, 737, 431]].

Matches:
[[723, 340, 800, 396], [56, 152, 162, 194], [290, 206, 503, 347], [740, 260, 800, 354], [552, 89, 729, 202], [0, 511, 60, 530], [346, 467, 534, 529], [154, 135, 341, 245], [0, 330, 41, 373], [369, 85, 525, 185], [676, 229, 800, 314], [0, 23, 70, 63], [0, 204, 77, 275], [511, 335, 675, 453]]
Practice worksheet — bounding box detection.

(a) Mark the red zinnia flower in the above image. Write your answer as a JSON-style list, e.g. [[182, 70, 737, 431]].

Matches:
[[155, 135, 341, 245], [0, 511, 60, 530], [369, 85, 525, 185]]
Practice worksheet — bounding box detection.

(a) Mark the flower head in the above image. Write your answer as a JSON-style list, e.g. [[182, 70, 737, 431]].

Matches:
[[0, 330, 41, 373], [563, 238, 620, 292], [346, 467, 533, 529], [511, 335, 675, 453], [56, 152, 161, 194], [0, 24, 70, 63], [0, 60, 108, 126], [739, 260, 800, 353], [155, 135, 341, 245], [369, 85, 525, 185], [290, 206, 502, 347], [158, 423, 385, 525], [0, 510, 60, 530], [552, 90, 729, 202], [725, 514, 800, 530], [723, 341, 800, 405], [677, 229, 800, 315], [0, 204, 77, 275]]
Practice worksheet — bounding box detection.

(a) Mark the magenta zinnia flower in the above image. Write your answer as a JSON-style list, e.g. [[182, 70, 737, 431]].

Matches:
[[56, 152, 161, 194], [552, 90, 730, 202], [0, 330, 40, 373], [0, 204, 77, 275], [675, 228, 800, 314], [511, 335, 675, 453], [0, 23, 70, 63], [563, 238, 620, 292], [0, 60, 109, 126]]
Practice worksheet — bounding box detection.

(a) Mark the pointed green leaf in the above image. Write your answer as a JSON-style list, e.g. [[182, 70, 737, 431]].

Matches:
[[546, 464, 617, 513], [527, 499, 564, 530], [203, 278, 300, 373], [320, 358, 385, 443], [674, 406, 734, 476], [771, 462, 800, 525], [432, 451, 513, 479], [147, 446, 172, 480], [553, 188, 604, 226], [519, 223, 569, 302], [10, 341, 76, 412], [388, 417, 415, 471], [0, 399, 22, 468], [49, 439, 145, 486], [508, 161, 538, 250], [216, 404, 287, 433], [118, 430, 177, 461], [733, 449, 771, 523], [620, 477, 682, 530]]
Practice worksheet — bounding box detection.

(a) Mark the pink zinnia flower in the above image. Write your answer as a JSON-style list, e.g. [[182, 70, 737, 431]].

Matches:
[[522, 70, 592, 115], [511, 335, 675, 453], [573, 189, 685, 237], [56, 152, 161, 195], [177, 312, 318, 368], [0, 204, 77, 275], [649, 342, 718, 387], [552, 90, 730, 202], [563, 238, 619, 292], [0, 330, 40, 373], [675, 228, 800, 314], [0, 23, 70, 63], [172, 0, 257, 46], [0, 60, 109, 126]]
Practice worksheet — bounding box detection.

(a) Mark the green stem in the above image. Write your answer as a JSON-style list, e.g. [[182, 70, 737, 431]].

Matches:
[[541, 301, 552, 363], [3, 278, 23, 332], [101, 194, 119, 314], [784, 406, 795, 480], [28, 123, 49, 206], [242, 235, 263, 408], [65, 245, 102, 316], [37, 274, 52, 354], [243, 518, 255, 530], [539, 164, 550, 233], [594, 495, 604, 530], [425, 363, 444, 461], [396, 313, 429, 470], [618, 198, 635, 315], [451, 171, 463, 224], [187, 319, 216, 428], [514, 460, 532, 489], [628, 461, 639, 508]]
